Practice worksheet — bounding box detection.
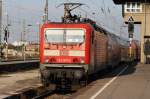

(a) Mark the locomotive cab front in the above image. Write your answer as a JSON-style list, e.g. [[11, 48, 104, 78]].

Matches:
[[40, 23, 92, 85]]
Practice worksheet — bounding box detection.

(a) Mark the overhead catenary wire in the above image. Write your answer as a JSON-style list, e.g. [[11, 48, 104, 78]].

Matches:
[[87, 0, 126, 34], [86, 0, 116, 32], [2, 0, 42, 24], [2, 0, 128, 43]]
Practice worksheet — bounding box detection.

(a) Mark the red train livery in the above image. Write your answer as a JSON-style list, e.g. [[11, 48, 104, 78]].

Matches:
[[40, 19, 140, 87]]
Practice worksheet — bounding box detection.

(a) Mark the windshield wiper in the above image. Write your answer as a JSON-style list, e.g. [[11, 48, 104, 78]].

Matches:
[[63, 29, 67, 43], [45, 33, 48, 42]]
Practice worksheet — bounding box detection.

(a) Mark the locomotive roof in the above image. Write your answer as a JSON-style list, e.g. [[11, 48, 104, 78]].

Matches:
[[46, 18, 112, 35]]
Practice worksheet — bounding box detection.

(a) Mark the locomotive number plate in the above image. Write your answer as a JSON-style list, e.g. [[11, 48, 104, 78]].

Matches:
[[60, 50, 68, 56]]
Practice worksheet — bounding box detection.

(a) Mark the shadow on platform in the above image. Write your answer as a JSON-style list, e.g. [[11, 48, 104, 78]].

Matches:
[[89, 62, 138, 83]]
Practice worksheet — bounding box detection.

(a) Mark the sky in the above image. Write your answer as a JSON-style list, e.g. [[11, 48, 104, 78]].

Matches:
[[2, 0, 140, 43]]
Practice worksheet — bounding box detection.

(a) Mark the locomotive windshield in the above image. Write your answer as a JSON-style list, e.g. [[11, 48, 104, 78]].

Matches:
[[45, 29, 85, 43]]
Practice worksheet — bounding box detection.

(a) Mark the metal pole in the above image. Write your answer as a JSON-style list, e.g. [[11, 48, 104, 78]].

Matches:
[[5, 14, 9, 60], [38, 24, 40, 55], [22, 19, 26, 61], [0, 0, 2, 62], [44, 0, 48, 23]]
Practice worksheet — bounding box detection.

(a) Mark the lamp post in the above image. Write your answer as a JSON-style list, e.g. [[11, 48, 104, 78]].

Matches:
[[22, 21, 32, 61], [36, 22, 40, 54], [22, 19, 27, 61], [4, 13, 11, 61]]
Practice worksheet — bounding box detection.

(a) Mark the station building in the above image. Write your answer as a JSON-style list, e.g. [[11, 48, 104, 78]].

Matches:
[[113, 0, 150, 63]]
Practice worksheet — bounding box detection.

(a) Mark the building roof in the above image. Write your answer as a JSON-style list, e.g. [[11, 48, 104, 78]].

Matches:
[[113, 0, 150, 4]]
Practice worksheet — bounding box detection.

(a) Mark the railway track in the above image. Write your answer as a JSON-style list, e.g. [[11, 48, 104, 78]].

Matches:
[[4, 85, 54, 99], [32, 89, 55, 99], [4, 86, 72, 99], [1, 58, 39, 62]]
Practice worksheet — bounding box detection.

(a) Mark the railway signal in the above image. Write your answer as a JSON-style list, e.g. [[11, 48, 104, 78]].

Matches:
[[128, 16, 134, 59], [128, 16, 134, 39]]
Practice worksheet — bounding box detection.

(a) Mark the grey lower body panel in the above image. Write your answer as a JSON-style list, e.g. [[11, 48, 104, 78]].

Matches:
[[40, 64, 88, 79]]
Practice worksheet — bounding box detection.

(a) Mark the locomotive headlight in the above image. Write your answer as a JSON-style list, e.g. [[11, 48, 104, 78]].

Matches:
[[81, 59, 84, 63], [45, 59, 49, 63], [80, 58, 85, 63]]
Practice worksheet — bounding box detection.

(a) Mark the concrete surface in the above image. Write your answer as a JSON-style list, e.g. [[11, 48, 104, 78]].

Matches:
[[0, 69, 40, 98], [72, 63, 150, 99]]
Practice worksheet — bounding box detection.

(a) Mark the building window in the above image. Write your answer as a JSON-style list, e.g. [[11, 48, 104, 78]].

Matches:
[[125, 2, 142, 13]]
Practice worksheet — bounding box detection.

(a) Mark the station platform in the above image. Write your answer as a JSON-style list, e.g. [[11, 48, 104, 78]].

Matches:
[[73, 63, 150, 99], [0, 69, 40, 98]]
